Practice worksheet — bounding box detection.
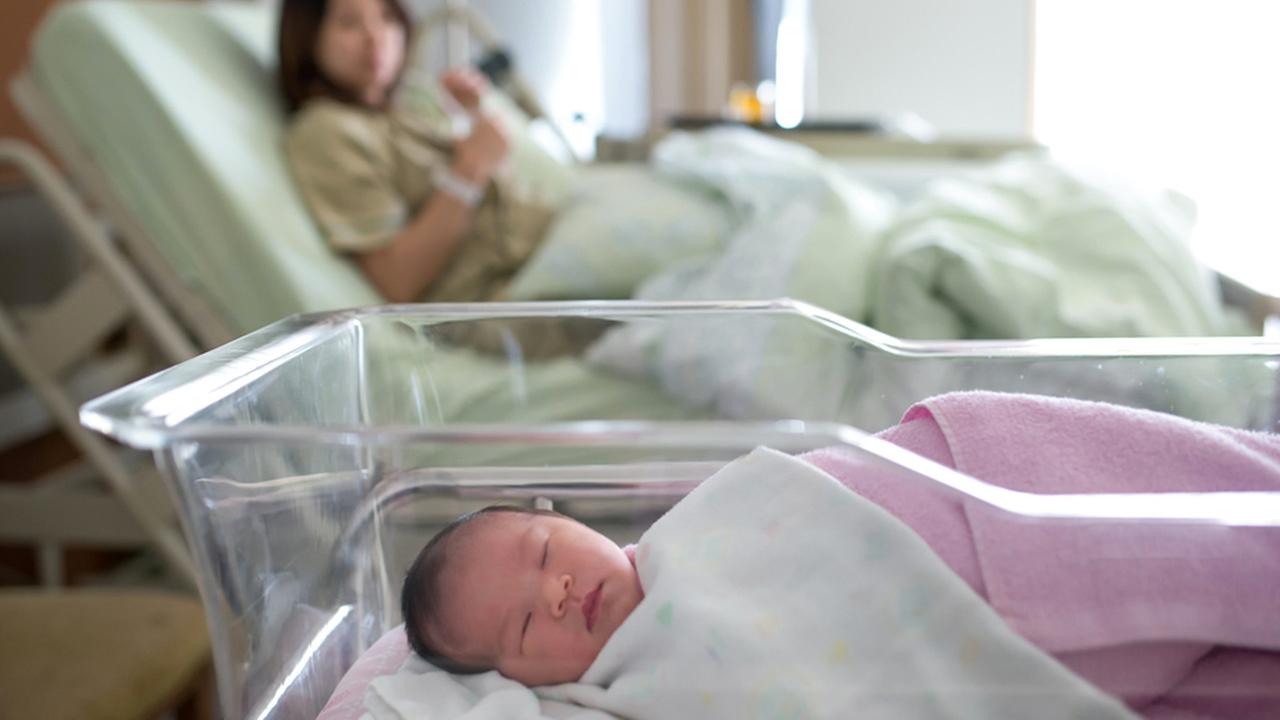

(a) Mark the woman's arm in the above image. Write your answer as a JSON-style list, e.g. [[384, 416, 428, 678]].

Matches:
[[354, 189, 469, 304], [356, 112, 509, 303]]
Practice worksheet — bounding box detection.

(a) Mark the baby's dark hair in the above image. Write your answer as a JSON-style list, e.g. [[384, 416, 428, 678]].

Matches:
[[400, 504, 563, 673]]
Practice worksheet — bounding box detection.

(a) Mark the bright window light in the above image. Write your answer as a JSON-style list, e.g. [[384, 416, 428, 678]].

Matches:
[[774, 0, 809, 129], [543, 0, 603, 159], [1034, 0, 1280, 295]]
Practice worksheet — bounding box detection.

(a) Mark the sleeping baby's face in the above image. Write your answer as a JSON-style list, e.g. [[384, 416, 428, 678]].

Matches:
[[428, 512, 643, 686]]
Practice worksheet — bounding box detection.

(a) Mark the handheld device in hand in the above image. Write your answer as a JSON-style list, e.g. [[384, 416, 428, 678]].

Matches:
[[476, 48, 513, 87]]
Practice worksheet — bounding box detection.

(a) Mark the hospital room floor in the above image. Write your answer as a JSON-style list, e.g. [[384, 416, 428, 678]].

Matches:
[[0, 431, 213, 719]]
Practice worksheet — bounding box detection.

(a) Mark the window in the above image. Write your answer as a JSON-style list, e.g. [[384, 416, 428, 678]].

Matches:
[[1034, 0, 1280, 294]]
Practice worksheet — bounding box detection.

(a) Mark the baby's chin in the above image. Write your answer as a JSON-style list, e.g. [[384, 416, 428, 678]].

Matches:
[[590, 568, 643, 652]]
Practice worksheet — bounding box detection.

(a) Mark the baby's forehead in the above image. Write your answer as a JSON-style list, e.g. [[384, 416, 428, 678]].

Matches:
[[446, 511, 539, 565], [430, 513, 539, 655], [469, 510, 538, 539]]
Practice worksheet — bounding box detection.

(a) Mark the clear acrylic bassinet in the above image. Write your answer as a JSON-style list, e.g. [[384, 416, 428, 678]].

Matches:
[[80, 300, 1280, 719]]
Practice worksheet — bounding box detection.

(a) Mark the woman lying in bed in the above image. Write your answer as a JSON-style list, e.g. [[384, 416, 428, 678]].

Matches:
[[380, 392, 1280, 720], [278, 0, 600, 357], [278, 0, 554, 306]]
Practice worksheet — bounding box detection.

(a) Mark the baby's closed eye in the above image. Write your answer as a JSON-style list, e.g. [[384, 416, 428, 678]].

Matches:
[[520, 611, 532, 653]]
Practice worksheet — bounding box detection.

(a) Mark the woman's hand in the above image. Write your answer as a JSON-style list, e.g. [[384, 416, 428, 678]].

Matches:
[[452, 113, 509, 184], [441, 67, 489, 114]]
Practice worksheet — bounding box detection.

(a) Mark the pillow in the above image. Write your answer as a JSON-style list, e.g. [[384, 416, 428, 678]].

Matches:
[[505, 165, 735, 300]]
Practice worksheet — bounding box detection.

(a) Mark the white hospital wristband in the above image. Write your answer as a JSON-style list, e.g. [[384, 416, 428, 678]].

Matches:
[[433, 166, 485, 207]]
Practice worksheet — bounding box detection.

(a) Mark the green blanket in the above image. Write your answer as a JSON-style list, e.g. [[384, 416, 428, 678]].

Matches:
[[579, 131, 1261, 429], [869, 155, 1249, 339], [523, 129, 1243, 341]]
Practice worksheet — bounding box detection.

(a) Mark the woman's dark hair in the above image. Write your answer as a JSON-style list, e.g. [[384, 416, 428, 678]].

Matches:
[[400, 504, 563, 673], [276, 0, 413, 115]]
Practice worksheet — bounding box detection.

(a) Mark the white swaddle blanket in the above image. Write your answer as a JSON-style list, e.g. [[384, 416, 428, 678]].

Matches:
[[366, 448, 1132, 719]]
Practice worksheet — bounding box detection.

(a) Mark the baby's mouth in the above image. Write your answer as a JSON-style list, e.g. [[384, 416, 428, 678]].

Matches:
[[583, 582, 604, 632]]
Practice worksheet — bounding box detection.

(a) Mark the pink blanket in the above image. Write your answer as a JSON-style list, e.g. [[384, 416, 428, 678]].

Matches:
[[803, 391, 1280, 718]]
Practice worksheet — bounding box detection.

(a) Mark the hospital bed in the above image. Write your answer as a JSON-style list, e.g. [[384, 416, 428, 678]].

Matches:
[[10, 0, 1280, 627], [79, 301, 1280, 719], [2, 0, 576, 586], [15, 0, 1275, 350]]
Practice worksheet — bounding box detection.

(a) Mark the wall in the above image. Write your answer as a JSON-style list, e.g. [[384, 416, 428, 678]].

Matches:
[[648, 0, 755, 129], [411, 0, 649, 146], [1, 0, 61, 187], [597, 0, 649, 138], [809, 0, 1032, 138]]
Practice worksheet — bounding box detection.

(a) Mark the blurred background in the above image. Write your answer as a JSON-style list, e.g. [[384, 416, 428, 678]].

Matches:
[[356, 0, 1279, 294], [6, 0, 1278, 296]]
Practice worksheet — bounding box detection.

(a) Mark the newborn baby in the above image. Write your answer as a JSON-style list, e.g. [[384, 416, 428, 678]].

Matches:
[[400, 506, 642, 686], [396, 391, 1280, 716]]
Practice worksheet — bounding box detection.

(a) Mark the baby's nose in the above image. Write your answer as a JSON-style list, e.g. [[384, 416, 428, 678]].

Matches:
[[546, 574, 572, 618]]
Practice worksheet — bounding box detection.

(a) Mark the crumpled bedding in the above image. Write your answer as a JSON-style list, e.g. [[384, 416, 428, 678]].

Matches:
[[578, 130, 1259, 430], [513, 127, 1243, 341], [805, 390, 1280, 716], [868, 156, 1243, 339]]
